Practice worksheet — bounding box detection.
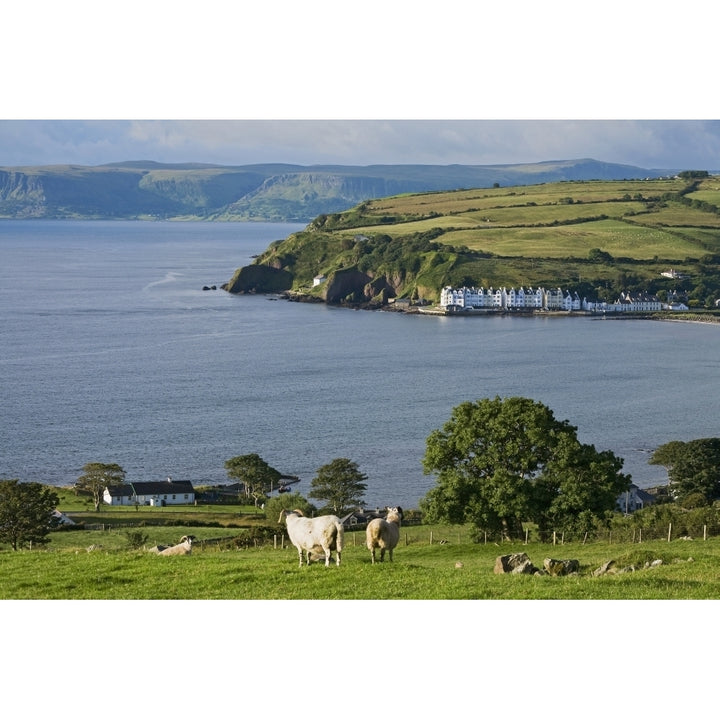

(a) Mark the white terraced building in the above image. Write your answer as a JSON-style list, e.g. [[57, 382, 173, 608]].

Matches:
[[440, 286, 673, 313], [583, 291, 664, 313], [440, 285, 581, 311]]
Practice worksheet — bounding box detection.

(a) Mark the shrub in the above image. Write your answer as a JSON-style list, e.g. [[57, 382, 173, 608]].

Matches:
[[124, 530, 149, 549]]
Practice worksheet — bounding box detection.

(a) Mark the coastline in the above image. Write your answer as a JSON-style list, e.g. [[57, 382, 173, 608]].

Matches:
[[278, 292, 720, 324]]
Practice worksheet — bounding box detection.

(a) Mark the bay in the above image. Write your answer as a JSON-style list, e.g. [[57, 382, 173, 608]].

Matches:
[[2, 220, 719, 510]]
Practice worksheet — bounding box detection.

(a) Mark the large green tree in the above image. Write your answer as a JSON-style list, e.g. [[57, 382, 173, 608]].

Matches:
[[420, 396, 630, 541], [649, 438, 720, 503], [0, 479, 60, 550], [225, 453, 282, 506], [533, 433, 631, 538], [75, 462, 126, 511], [309, 458, 367, 515]]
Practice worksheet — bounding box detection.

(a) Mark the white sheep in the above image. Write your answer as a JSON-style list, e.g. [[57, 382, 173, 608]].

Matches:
[[279, 509, 344, 567], [153, 535, 196, 556], [366, 506, 403, 564]]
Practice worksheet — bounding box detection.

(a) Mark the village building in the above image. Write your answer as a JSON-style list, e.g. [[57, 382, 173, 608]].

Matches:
[[103, 478, 195, 506], [616, 484, 656, 514], [440, 285, 581, 311], [440, 284, 674, 314]]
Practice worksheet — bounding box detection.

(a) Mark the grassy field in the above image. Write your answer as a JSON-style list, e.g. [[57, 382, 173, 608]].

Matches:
[[3, 517, 718, 599], [350, 180, 720, 260], [4, 498, 713, 715]]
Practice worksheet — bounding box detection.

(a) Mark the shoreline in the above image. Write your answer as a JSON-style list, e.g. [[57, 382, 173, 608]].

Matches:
[[277, 292, 720, 325]]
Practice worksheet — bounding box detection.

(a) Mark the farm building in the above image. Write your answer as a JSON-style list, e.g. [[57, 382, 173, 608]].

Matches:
[[616, 484, 656, 514], [103, 478, 195, 506]]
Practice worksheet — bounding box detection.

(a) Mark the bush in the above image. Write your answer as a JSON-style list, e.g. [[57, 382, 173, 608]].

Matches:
[[124, 530, 149, 549], [230, 526, 279, 548]]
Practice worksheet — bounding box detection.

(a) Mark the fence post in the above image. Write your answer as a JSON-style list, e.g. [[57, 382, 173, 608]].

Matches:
[[524, 527, 529, 545], [553, 531, 556, 546], [667, 523, 672, 542], [704, 525, 707, 541], [430, 531, 433, 545]]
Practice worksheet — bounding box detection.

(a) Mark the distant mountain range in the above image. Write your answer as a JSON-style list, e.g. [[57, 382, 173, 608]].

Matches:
[[0, 158, 681, 222]]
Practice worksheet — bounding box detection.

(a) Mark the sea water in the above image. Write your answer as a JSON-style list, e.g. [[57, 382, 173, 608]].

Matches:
[[2, 220, 719, 508]]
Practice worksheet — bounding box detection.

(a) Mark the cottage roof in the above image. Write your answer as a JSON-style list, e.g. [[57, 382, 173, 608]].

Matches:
[[105, 480, 195, 496]]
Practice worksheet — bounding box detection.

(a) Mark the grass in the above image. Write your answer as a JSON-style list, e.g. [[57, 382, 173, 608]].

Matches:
[[3, 524, 718, 599], [340, 177, 720, 260]]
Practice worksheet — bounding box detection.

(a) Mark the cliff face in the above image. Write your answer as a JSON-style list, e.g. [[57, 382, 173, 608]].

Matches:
[[0, 171, 47, 216], [224, 264, 293, 294]]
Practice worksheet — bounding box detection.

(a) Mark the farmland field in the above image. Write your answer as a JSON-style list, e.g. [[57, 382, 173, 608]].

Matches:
[[334, 177, 720, 263], [3, 519, 720, 599]]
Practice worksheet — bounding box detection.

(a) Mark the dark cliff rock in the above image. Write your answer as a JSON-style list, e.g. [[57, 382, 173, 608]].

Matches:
[[224, 264, 293, 294]]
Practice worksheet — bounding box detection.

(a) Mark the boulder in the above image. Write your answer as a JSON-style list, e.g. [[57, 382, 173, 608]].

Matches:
[[543, 558, 580, 576], [592, 560, 616, 576], [494, 552, 539, 575]]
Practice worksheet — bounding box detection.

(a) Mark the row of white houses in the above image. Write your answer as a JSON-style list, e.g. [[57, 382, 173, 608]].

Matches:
[[440, 286, 688, 313]]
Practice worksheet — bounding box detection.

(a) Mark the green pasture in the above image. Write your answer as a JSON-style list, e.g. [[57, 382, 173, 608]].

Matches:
[[631, 205, 720, 229], [367, 179, 687, 217], [438, 219, 692, 260], [338, 178, 720, 264], [2, 525, 718, 599]]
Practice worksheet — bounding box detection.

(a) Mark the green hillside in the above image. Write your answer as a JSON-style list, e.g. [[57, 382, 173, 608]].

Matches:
[[0, 158, 677, 222], [225, 175, 720, 309]]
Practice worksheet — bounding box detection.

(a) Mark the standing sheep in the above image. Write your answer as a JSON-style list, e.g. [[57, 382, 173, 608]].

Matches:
[[279, 509, 344, 567], [366, 507, 403, 564]]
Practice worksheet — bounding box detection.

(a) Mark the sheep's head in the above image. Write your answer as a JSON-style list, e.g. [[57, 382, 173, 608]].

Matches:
[[180, 535, 196, 544], [385, 507, 403, 523], [278, 509, 304, 524]]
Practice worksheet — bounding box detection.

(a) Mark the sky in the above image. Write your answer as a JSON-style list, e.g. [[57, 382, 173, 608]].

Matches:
[[3, 3, 719, 171], [2, 119, 720, 170]]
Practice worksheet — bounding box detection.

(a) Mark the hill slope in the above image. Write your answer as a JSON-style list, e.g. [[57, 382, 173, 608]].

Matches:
[[0, 159, 676, 222], [224, 174, 720, 309]]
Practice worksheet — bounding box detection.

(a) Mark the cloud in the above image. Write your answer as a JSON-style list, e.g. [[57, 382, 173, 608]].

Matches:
[[2, 119, 720, 170]]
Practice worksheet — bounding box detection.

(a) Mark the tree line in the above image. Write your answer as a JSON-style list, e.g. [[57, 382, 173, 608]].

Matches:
[[3, 396, 720, 550]]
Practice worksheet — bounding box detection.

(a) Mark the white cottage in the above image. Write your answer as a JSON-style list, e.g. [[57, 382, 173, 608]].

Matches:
[[103, 479, 195, 506]]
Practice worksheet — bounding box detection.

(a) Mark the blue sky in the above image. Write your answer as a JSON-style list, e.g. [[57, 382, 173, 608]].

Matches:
[[1, 119, 720, 170], [4, 3, 717, 170]]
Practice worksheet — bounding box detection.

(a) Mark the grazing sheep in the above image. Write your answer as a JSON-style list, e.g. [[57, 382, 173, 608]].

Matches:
[[153, 535, 196, 556], [366, 506, 403, 564], [279, 509, 344, 567]]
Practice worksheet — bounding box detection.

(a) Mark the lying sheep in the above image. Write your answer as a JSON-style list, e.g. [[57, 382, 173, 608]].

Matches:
[[151, 535, 196, 556], [279, 509, 344, 567], [366, 506, 403, 564]]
